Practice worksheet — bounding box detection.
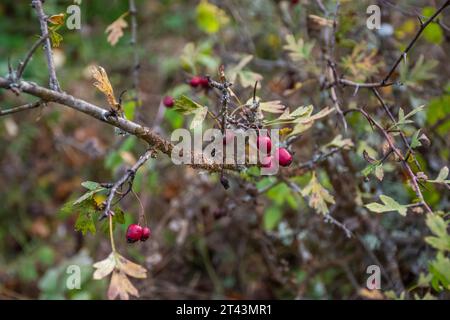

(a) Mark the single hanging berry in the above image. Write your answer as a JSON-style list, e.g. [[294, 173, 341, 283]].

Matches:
[[163, 95, 174, 108]]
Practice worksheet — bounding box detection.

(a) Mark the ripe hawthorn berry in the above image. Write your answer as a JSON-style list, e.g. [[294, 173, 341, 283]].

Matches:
[[189, 76, 202, 87], [276, 147, 293, 167], [163, 95, 174, 108], [140, 226, 151, 242], [126, 224, 143, 243], [257, 135, 272, 154], [199, 77, 209, 88], [261, 155, 275, 169]]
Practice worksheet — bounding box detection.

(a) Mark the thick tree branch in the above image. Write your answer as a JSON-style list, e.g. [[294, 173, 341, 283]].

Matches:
[[32, 0, 60, 91], [0, 76, 237, 173]]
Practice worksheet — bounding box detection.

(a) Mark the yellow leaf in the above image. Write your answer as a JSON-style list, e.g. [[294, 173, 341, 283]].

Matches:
[[107, 270, 139, 300], [302, 172, 335, 215], [91, 66, 118, 109], [196, 0, 229, 34], [105, 14, 128, 46]]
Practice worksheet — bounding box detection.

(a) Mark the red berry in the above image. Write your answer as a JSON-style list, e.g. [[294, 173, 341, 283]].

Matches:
[[291, 0, 300, 5], [126, 224, 143, 243], [163, 96, 174, 108], [257, 136, 272, 154], [261, 155, 275, 169], [276, 147, 293, 167], [199, 77, 209, 88], [190, 76, 202, 87], [140, 227, 151, 242]]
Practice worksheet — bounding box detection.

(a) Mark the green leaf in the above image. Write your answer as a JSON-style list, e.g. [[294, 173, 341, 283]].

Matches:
[[400, 55, 437, 89], [164, 108, 184, 129], [425, 214, 450, 252], [429, 253, 450, 291], [365, 195, 409, 216], [75, 211, 97, 235], [173, 95, 203, 114], [81, 181, 101, 190], [410, 129, 422, 148], [428, 166, 450, 185], [122, 100, 136, 120], [422, 7, 443, 44], [283, 34, 315, 62], [264, 206, 282, 231]]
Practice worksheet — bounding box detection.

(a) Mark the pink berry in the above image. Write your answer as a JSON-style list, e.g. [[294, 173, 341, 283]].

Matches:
[[140, 227, 151, 242], [163, 96, 174, 108], [261, 155, 274, 169], [126, 224, 143, 243], [276, 147, 293, 167], [257, 136, 272, 154], [190, 76, 202, 87]]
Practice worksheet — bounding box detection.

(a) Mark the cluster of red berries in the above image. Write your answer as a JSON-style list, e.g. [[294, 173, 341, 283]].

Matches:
[[189, 76, 209, 89], [126, 224, 151, 243], [257, 135, 292, 169], [223, 131, 293, 168]]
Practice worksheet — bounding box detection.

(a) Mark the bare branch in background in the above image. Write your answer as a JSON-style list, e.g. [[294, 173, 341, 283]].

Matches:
[[0, 100, 43, 117], [129, 0, 140, 113], [32, 0, 61, 91]]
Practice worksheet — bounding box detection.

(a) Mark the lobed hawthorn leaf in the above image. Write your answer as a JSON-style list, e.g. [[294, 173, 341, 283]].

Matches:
[[302, 172, 335, 215], [283, 34, 315, 63], [425, 214, 450, 252], [105, 13, 128, 46], [365, 195, 409, 216]]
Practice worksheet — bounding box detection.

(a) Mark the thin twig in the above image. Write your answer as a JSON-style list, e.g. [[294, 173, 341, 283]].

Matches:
[[32, 0, 60, 91], [128, 0, 140, 113], [344, 108, 433, 214], [16, 35, 48, 79], [101, 149, 153, 220], [0, 100, 43, 116], [382, 0, 450, 84]]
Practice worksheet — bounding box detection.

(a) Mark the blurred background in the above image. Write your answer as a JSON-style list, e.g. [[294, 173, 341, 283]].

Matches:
[[0, 0, 449, 299]]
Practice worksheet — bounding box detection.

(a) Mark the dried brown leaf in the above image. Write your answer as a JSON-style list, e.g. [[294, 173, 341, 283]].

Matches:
[[105, 15, 128, 46], [107, 270, 139, 300], [91, 66, 118, 109]]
